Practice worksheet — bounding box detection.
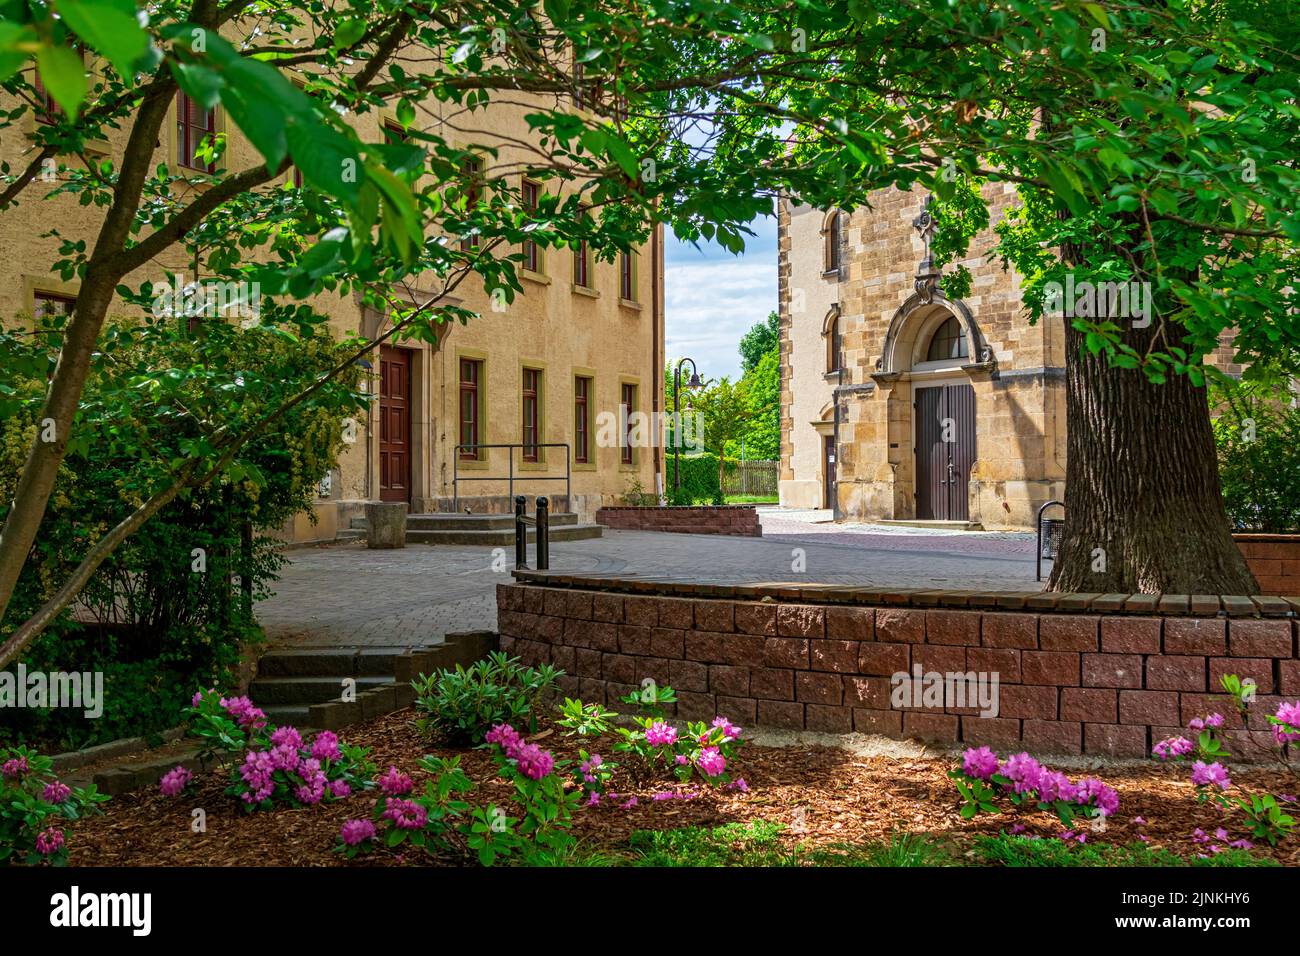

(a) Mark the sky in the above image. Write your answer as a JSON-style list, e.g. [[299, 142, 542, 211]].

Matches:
[[664, 212, 777, 381]]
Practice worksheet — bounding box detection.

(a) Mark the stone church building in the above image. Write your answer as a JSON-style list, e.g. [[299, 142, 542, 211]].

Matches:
[[777, 184, 1067, 530]]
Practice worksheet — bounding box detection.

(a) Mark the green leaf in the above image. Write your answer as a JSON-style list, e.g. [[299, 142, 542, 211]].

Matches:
[[59, 0, 150, 80], [286, 120, 362, 201], [333, 19, 367, 51], [36, 44, 87, 117]]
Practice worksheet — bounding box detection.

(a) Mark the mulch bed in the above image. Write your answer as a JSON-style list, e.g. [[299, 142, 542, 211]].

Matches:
[[68, 708, 1300, 866]]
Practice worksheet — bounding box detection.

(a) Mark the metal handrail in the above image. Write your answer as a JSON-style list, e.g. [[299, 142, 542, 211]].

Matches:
[[1036, 499, 1065, 582], [452, 442, 571, 511]]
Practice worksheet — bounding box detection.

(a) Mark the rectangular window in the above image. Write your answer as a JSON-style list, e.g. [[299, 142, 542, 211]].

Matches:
[[574, 376, 591, 464], [459, 359, 481, 459], [176, 92, 216, 171], [32, 68, 60, 125], [32, 290, 76, 322], [619, 251, 635, 301], [383, 120, 408, 145], [460, 156, 483, 252], [620, 382, 636, 465], [521, 180, 541, 273], [522, 368, 540, 462]]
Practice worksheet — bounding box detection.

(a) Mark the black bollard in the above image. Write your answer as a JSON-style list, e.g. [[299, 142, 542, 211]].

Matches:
[[536, 496, 550, 570], [514, 495, 528, 569]]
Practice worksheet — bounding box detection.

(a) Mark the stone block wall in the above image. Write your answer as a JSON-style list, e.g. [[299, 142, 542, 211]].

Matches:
[[1235, 535, 1300, 597], [497, 578, 1299, 759], [594, 505, 762, 537]]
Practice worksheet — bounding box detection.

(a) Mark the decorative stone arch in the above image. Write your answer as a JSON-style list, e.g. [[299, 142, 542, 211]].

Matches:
[[875, 293, 991, 375]]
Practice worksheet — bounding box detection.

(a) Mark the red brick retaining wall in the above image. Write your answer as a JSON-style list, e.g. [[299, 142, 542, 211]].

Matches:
[[496, 578, 1299, 759], [594, 505, 761, 537], [1235, 534, 1300, 597]]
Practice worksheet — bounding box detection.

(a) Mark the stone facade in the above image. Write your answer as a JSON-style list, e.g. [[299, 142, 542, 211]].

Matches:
[[2, 55, 664, 543], [779, 184, 1067, 529]]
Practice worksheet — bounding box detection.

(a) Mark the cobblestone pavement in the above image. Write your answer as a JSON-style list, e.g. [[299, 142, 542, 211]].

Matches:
[[257, 507, 1041, 647]]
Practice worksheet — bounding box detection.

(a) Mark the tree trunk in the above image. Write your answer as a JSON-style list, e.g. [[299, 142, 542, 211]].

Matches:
[[1047, 321, 1257, 593]]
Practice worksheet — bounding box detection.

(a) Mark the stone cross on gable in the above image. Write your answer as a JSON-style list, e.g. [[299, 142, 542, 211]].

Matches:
[[911, 194, 937, 257], [911, 194, 941, 304]]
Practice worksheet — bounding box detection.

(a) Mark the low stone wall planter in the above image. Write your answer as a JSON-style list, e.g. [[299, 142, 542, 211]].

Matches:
[[595, 505, 761, 537], [497, 574, 1298, 761], [1234, 534, 1300, 597], [365, 501, 408, 549]]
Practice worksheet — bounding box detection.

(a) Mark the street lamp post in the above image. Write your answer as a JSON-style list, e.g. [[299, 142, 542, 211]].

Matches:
[[673, 356, 702, 495]]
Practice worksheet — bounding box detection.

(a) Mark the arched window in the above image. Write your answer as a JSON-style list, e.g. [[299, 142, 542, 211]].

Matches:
[[826, 312, 841, 373], [925, 315, 968, 362], [824, 211, 842, 274]]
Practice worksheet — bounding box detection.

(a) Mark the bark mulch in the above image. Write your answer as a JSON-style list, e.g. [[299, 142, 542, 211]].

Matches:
[[67, 708, 1300, 866]]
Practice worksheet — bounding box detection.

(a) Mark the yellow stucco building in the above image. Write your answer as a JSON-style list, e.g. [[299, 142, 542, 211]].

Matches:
[[2, 59, 665, 544]]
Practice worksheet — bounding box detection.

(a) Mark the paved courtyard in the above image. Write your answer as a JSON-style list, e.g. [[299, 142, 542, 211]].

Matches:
[[257, 508, 1041, 647]]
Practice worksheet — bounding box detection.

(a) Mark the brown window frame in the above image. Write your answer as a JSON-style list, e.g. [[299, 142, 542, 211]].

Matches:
[[825, 211, 842, 274], [176, 91, 217, 172], [32, 290, 77, 324], [574, 376, 591, 464], [620, 382, 636, 465], [522, 368, 541, 462], [459, 358, 482, 459], [460, 156, 483, 253], [619, 251, 635, 301], [521, 179, 541, 273], [827, 315, 841, 373]]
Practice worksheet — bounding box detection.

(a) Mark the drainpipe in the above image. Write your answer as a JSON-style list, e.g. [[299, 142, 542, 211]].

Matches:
[[651, 219, 664, 502]]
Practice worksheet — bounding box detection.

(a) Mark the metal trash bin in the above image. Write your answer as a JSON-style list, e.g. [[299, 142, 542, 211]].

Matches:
[[1036, 501, 1065, 581]]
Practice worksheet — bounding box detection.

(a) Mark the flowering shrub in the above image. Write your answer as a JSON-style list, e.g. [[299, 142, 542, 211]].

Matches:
[[339, 726, 580, 866], [0, 745, 109, 865], [949, 747, 1119, 827], [336, 756, 474, 860], [182, 689, 374, 811], [1152, 676, 1300, 846], [613, 715, 746, 787], [411, 651, 561, 745]]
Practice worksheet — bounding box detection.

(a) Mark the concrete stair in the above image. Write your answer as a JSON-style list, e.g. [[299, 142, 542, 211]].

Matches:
[[348, 511, 603, 546], [248, 632, 499, 730], [874, 519, 985, 532]]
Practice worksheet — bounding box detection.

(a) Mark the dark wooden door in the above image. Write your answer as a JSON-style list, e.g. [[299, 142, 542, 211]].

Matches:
[[379, 345, 412, 503], [915, 383, 975, 520], [823, 434, 837, 510]]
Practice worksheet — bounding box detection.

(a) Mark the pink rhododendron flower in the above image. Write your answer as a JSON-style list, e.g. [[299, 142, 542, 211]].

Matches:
[[158, 766, 192, 797], [34, 827, 64, 856], [239, 750, 276, 803], [269, 743, 302, 773], [340, 819, 376, 846], [330, 779, 351, 799], [377, 766, 414, 796], [486, 723, 524, 758], [1153, 736, 1194, 760], [1075, 778, 1119, 817], [726, 777, 749, 792], [1000, 752, 1044, 794], [1, 756, 28, 780], [697, 746, 727, 777], [515, 743, 555, 780], [962, 746, 999, 781], [270, 726, 303, 750], [1191, 761, 1232, 790], [311, 731, 342, 763], [42, 781, 72, 804], [1229, 839, 1254, 850], [220, 695, 267, 729], [381, 797, 428, 830], [1272, 702, 1300, 744], [585, 791, 601, 807], [644, 721, 678, 747], [711, 716, 742, 740]]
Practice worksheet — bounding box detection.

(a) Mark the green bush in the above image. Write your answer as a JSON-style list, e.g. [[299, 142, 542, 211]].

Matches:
[[412, 651, 562, 745], [1213, 389, 1300, 533], [0, 316, 363, 751], [666, 454, 737, 505]]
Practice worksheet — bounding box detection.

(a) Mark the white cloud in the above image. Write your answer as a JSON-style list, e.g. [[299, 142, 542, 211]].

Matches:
[[664, 218, 777, 380]]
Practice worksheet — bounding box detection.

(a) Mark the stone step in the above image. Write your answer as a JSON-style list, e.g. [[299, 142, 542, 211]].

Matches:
[[261, 704, 316, 728], [874, 519, 985, 532], [256, 646, 414, 678], [350, 512, 581, 532], [403, 523, 603, 546], [248, 675, 394, 706]]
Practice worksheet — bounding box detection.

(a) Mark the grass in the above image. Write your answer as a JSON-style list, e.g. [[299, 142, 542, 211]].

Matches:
[[534, 822, 1280, 868], [724, 495, 778, 504]]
